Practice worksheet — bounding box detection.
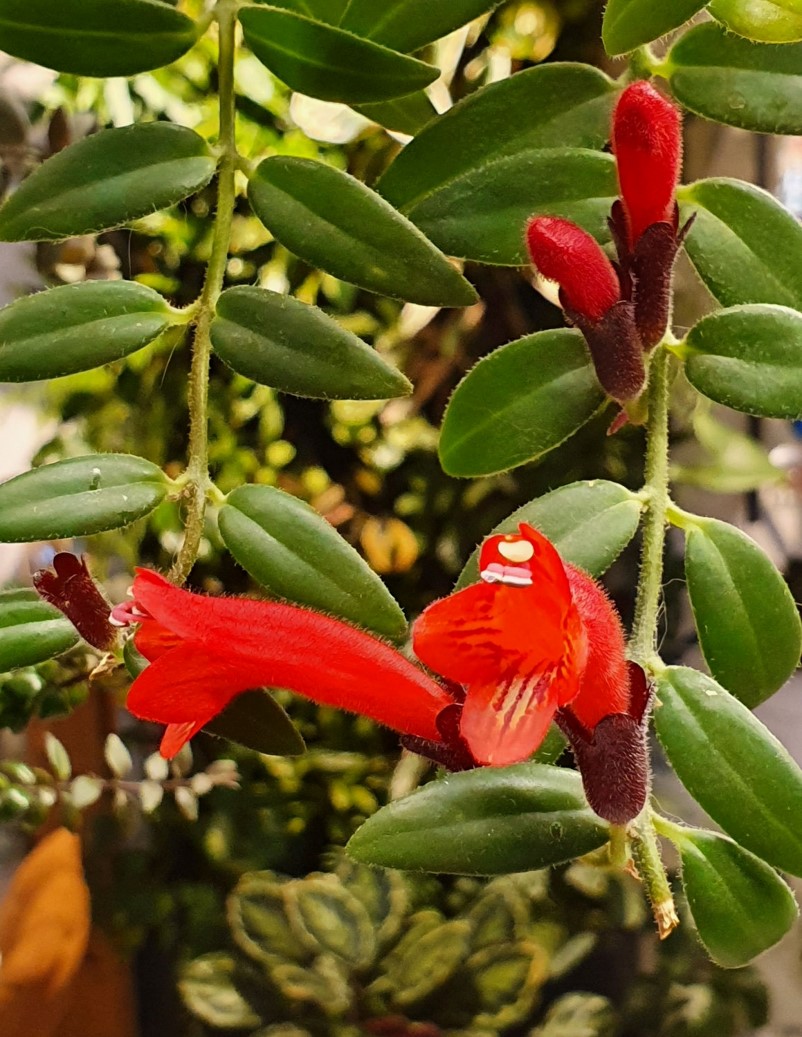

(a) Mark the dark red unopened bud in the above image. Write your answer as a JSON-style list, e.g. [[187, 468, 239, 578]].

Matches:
[[526, 216, 621, 321], [613, 81, 682, 248], [33, 552, 118, 652]]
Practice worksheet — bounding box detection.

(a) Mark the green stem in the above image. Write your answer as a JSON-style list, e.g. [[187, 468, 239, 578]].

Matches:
[[630, 347, 672, 665], [631, 812, 679, 939], [169, 0, 238, 584], [608, 823, 629, 868]]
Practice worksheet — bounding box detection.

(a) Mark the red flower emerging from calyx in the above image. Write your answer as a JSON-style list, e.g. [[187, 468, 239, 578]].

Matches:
[[412, 523, 649, 823], [525, 80, 687, 406], [112, 569, 452, 759]]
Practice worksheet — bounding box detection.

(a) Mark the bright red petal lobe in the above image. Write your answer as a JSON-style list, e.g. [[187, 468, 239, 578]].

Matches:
[[160, 719, 209, 759], [612, 80, 682, 248], [124, 570, 451, 746], [525, 216, 621, 321], [414, 523, 585, 765]]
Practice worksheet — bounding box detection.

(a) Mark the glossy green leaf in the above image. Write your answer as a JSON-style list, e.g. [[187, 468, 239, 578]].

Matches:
[[439, 329, 604, 477], [680, 178, 802, 309], [211, 286, 411, 400], [239, 7, 438, 104], [347, 763, 609, 874], [379, 64, 618, 214], [256, 0, 350, 21], [405, 149, 617, 266], [602, 0, 708, 55], [218, 484, 407, 639], [0, 590, 79, 672], [684, 517, 801, 707], [654, 666, 802, 875], [205, 690, 305, 756], [0, 281, 175, 382], [339, 0, 503, 52], [684, 304, 802, 418], [709, 0, 802, 43], [0, 123, 216, 243], [666, 22, 802, 134], [675, 827, 798, 967], [0, 454, 169, 542], [456, 481, 642, 589], [247, 158, 477, 306], [0, 0, 200, 77], [353, 93, 438, 136]]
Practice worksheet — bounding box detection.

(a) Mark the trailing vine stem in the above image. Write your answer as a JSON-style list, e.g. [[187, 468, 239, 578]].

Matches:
[[169, 0, 239, 584]]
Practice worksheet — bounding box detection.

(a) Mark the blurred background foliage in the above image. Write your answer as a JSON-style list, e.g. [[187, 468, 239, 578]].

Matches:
[[0, 1, 770, 1034]]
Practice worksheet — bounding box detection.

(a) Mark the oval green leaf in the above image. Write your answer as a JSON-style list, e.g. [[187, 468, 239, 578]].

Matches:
[[239, 7, 438, 104], [603, 0, 708, 55], [0, 123, 216, 243], [675, 827, 798, 968], [340, 0, 503, 53], [353, 93, 438, 136], [680, 178, 802, 309], [666, 22, 802, 134], [247, 157, 477, 306], [259, 0, 350, 21], [205, 690, 306, 756], [0, 281, 175, 382], [439, 329, 604, 478], [709, 0, 802, 43], [684, 517, 801, 707], [0, 454, 169, 542], [456, 481, 642, 589], [347, 762, 609, 874], [179, 954, 261, 1031], [654, 666, 802, 875], [0, 590, 79, 672], [218, 483, 407, 639], [212, 286, 411, 400], [379, 64, 618, 214], [405, 149, 617, 266], [684, 304, 802, 418], [0, 0, 200, 77]]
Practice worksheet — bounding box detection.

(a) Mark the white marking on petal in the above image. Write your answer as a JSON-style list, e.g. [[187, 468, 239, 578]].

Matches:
[[498, 539, 534, 563]]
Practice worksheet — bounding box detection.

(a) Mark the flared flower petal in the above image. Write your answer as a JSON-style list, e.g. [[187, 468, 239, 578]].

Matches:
[[120, 570, 452, 753]]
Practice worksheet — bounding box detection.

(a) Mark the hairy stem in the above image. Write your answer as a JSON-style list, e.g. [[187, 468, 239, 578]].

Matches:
[[631, 812, 679, 939], [630, 347, 671, 664], [169, 0, 238, 584]]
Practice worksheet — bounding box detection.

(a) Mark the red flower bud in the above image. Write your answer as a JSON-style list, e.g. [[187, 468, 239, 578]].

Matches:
[[525, 216, 621, 321], [612, 81, 682, 248]]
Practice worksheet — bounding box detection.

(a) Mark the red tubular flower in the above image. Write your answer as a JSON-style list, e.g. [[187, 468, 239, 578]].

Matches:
[[114, 569, 452, 758], [525, 216, 645, 405], [612, 80, 682, 249], [412, 523, 649, 823]]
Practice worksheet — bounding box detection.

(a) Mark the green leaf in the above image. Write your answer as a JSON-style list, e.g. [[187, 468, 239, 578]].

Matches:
[[0, 281, 175, 382], [673, 827, 798, 967], [385, 920, 471, 1005], [248, 158, 476, 306], [285, 877, 376, 966], [404, 149, 618, 267], [439, 329, 604, 477], [205, 690, 306, 756], [0, 0, 200, 77], [218, 483, 407, 639], [456, 481, 642, 590], [0, 454, 169, 542], [229, 874, 304, 963], [709, 0, 802, 43], [257, 0, 350, 22], [239, 7, 438, 104], [0, 123, 216, 243], [684, 517, 801, 707], [683, 304, 802, 418], [339, 0, 503, 52], [379, 64, 618, 214], [680, 178, 802, 309], [212, 287, 411, 400], [180, 954, 260, 1031], [654, 666, 802, 875], [347, 763, 609, 874], [0, 591, 79, 672], [353, 92, 438, 136], [602, 0, 708, 55], [666, 22, 802, 134]]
